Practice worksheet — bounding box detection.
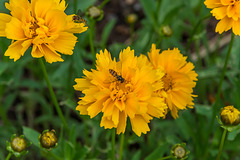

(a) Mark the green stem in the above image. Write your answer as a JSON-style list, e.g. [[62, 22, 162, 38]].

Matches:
[[204, 33, 235, 158], [38, 58, 69, 131], [89, 20, 96, 68], [119, 133, 125, 160], [43, 149, 63, 160], [209, 33, 235, 131], [73, 0, 77, 13], [0, 104, 9, 125], [111, 129, 116, 160], [5, 153, 12, 160], [216, 129, 227, 160], [158, 155, 174, 160], [185, 13, 211, 54], [99, 0, 110, 9]]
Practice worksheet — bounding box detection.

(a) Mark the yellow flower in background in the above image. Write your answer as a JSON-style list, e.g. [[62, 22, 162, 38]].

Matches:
[[148, 44, 198, 119], [0, 0, 87, 63], [74, 47, 167, 136], [204, 0, 240, 35], [220, 106, 240, 125]]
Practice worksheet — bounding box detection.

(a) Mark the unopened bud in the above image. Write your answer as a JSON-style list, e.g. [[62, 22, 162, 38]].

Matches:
[[39, 129, 58, 149], [162, 25, 173, 37], [220, 106, 240, 126], [171, 143, 189, 160], [126, 13, 138, 24], [87, 6, 103, 20], [6, 134, 30, 158], [11, 137, 27, 152]]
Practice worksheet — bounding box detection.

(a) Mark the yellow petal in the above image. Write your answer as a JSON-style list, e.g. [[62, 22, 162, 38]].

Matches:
[[204, 0, 222, 8], [5, 17, 26, 40], [211, 7, 227, 20], [4, 40, 27, 61], [147, 97, 167, 118], [41, 44, 64, 63], [215, 17, 233, 34], [31, 44, 44, 58], [45, 10, 67, 33], [100, 116, 116, 129], [116, 111, 127, 134], [0, 13, 12, 37], [5, 0, 30, 20], [130, 115, 150, 137], [74, 78, 92, 91], [125, 93, 139, 119], [232, 20, 240, 36], [87, 95, 108, 118], [65, 15, 88, 33], [112, 107, 119, 125], [50, 32, 77, 55]]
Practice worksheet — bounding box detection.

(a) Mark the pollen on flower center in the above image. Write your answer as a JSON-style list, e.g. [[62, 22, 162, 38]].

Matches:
[[109, 81, 133, 101], [26, 15, 49, 40], [162, 74, 174, 91]]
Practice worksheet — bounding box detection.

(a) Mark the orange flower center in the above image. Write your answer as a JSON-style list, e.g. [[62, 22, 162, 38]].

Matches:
[[24, 14, 50, 41], [162, 74, 174, 91], [109, 81, 133, 102]]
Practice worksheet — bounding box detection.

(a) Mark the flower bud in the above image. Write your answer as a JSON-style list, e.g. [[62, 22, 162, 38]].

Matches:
[[220, 106, 240, 126], [86, 6, 103, 21], [39, 129, 58, 149], [171, 143, 189, 160], [11, 136, 27, 152], [161, 25, 173, 37], [6, 134, 30, 158], [126, 13, 138, 24]]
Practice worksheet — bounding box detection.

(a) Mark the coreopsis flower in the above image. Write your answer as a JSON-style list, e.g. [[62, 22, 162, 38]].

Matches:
[[0, 0, 87, 63], [204, 0, 240, 35], [148, 44, 198, 118], [74, 47, 167, 136], [220, 105, 240, 125]]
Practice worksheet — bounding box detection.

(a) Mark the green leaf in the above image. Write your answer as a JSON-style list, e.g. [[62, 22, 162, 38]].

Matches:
[[101, 18, 117, 48], [132, 150, 141, 160], [139, 0, 156, 25], [195, 104, 212, 118], [0, 62, 8, 76], [74, 144, 88, 160], [23, 126, 41, 148], [145, 143, 169, 160]]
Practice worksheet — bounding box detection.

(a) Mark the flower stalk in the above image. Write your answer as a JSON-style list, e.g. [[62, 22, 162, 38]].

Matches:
[[38, 58, 69, 131], [209, 33, 235, 133], [119, 133, 125, 160], [112, 129, 116, 160], [5, 153, 12, 160], [205, 33, 235, 158], [216, 129, 227, 160]]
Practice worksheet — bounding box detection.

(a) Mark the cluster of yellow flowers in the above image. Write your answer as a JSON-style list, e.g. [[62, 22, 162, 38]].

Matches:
[[74, 44, 198, 136], [0, 0, 87, 63], [0, 0, 199, 137]]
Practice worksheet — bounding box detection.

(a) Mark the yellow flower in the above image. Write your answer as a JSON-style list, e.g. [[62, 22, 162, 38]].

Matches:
[[74, 47, 167, 136], [148, 44, 198, 118], [220, 105, 240, 125], [0, 0, 87, 63], [204, 0, 240, 35]]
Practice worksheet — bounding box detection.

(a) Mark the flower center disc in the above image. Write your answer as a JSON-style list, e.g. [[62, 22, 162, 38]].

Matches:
[[162, 74, 174, 91], [109, 81, 133, 102]]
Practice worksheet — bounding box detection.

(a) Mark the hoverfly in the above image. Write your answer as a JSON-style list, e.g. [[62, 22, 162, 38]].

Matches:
[[109, 69, 125, 83], [72, 9, 87, 24]]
